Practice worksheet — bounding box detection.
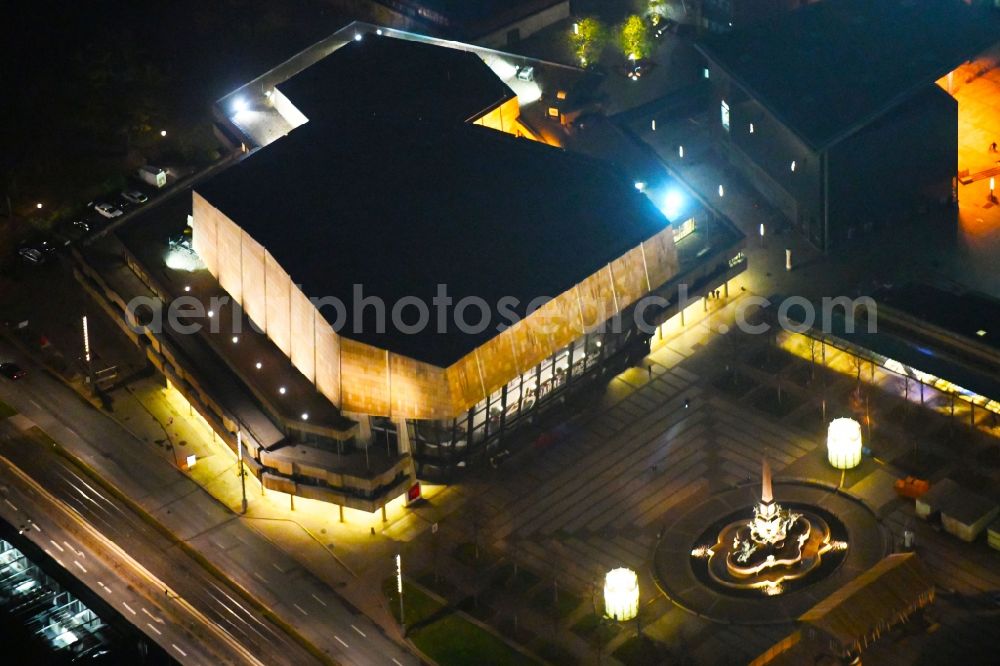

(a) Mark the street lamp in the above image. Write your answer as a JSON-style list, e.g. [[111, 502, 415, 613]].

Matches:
[[396, 554, 406, 635], [827, 417, 862, 469], [237, 430, 248, 513], [82, 315, 94, 386]]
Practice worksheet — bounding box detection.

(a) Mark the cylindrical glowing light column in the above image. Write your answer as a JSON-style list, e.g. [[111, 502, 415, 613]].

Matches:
[[604, 568, 639, 621], [827, 417, 862, 469]]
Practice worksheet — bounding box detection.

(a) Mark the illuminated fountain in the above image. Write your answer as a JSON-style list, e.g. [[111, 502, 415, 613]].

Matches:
[[698, 454, 841, 595]]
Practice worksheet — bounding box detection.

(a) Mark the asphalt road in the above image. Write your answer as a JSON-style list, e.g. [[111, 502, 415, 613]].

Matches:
[[0, 429, 312, 665], [0, 343, 416, 666], [0, 453, 247, 665]]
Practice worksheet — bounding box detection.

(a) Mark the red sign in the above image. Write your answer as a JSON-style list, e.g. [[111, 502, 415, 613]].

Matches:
[[406, 482, 422, 504]]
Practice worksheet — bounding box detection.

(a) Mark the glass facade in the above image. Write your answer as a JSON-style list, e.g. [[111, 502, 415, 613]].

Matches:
[[411, 324, 647, 479]]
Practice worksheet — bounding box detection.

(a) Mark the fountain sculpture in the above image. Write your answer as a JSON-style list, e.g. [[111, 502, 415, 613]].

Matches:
[[699, 453, 841, 595]]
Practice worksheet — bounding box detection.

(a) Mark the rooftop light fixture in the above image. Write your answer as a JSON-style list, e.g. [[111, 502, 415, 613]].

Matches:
[[663, 189, 685, 220], [354, 32, 362, 41], [232, 336, 239, 344], [279, 386, 286, 395], [255, 361, 263, 369], [301, 413, 309, 420], [231, 97, 248, 114]]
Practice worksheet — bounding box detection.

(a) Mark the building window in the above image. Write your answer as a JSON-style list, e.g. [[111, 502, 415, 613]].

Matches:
[[547, 107, 559, 118], [703, 67, 710, 79], [672, 217, 696, 242], [720, 100, 730, 132]]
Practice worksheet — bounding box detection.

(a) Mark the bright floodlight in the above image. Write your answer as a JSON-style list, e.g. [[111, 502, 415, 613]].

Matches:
[[827, 417, 862, 469], [354, 32, 362, 41], [663, 189, 684, 220], [634, 181, 646, 192], [604, 568, 639, 621], [232, 97, 248, 113]]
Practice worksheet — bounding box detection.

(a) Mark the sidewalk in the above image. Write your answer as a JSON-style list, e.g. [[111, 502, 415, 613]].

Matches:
[[109, 376, 422, 645]]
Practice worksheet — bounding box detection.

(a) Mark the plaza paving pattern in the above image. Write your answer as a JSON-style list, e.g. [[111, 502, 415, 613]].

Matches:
[[397, 296, 1000, 664]]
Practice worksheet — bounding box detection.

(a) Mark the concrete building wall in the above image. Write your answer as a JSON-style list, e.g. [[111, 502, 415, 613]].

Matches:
[[240, 231, 267, 330], [264, 250, 292, 357], [289, 285, 316, 383], [192, 195, 680, 420], [706, 67, 822, 237], [315, 321, 342, 406], [476, 1, 570, 48], [216, 209, 244, 305]]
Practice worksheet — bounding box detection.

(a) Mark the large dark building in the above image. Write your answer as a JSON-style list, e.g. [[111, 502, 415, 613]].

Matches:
[[82, 24, 745, 515], [697, 0, 1000, 249]]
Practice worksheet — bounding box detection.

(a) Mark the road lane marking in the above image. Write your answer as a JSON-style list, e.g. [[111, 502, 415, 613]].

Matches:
[[252, 571, 268, 583], [393, 659, 403, 666], [172, 644, 187, 657], [293, 603, 308, 616], [63, 541, 82, 557], [271, 562, 282, 572], [351, 624, 366, 638], [49, 539, 64, 552], [142, 607, 163, 623], [334, 635, 349, 648], [310, 593, 327, 607], [99, 582, 113, 594], [73, 560, 87, 573], [122, 602, 136, 615], [31, 522, 40, 532], [3, 498, 17, 511], [146, 622, 162, 636]]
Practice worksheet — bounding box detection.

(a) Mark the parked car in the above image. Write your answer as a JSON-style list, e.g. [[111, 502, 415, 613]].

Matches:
[[121, 190, 148, 205], [18, 247, 43, 264], [0, 362, 27, 380], [72, 219, 91, 233], [94, 202, 124, 219]]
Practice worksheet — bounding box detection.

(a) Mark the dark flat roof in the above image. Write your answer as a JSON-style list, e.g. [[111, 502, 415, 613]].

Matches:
[[876, 283, 1000, 354], [698, 0, 1000, 150], [278, 36, 515, 124], [198, 117, 669, 367]]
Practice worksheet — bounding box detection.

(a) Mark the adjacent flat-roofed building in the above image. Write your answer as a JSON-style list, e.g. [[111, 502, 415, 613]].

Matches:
[[697, 0, 1000, 249], [373, 0, 570, 46]]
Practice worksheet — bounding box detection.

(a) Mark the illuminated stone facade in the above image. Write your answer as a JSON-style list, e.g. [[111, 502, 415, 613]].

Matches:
[[191, 190, 679, 422]]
